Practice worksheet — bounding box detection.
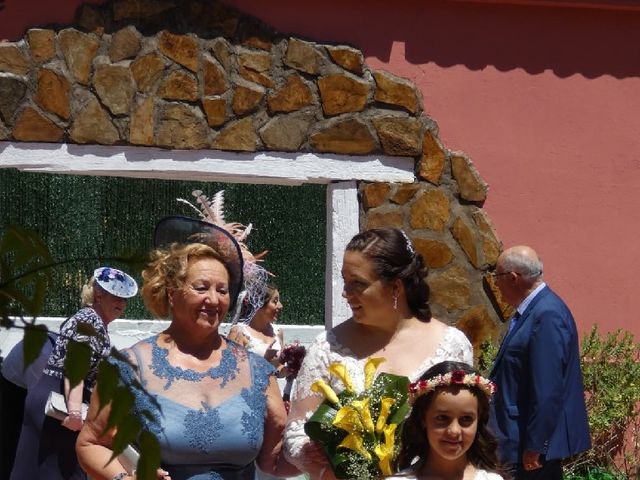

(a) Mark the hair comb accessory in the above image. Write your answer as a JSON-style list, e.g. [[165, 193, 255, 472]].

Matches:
[[408, 370, 496, 404], [399, 230, 416, 257]]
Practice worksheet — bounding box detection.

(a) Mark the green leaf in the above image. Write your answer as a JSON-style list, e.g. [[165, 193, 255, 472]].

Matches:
[[104, 386, 135, 434], [136, 430, 161, 480], [0, 226, 53, 317], [22, 324, 49, 370], [109, 416, 141, 459], [96, 360, 120, 413], [76, 321, 99, 337], [304, 402, 342, 444], [64, 340, 92, 388], [389, 401, 410, 425]]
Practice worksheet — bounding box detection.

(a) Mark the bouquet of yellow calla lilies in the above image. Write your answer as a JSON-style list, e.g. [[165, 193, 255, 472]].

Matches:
[[304, 358, 410, 479]]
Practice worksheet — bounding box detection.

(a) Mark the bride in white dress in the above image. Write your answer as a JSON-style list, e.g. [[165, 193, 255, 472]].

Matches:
[[282, 228, 474, 480]]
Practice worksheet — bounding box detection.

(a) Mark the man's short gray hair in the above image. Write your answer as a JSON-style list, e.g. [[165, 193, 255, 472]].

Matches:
[[501, 250, 544, 282]]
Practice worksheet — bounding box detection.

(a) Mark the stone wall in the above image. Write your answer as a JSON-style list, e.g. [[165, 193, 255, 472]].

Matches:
[[0, 0, 510, 353]]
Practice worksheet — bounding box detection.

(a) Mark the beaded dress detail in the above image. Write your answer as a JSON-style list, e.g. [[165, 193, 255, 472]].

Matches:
[[113, 335, 274, 480]]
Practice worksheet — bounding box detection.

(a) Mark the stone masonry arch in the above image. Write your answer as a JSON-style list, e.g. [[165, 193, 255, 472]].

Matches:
[[0, 0, 508, 355]]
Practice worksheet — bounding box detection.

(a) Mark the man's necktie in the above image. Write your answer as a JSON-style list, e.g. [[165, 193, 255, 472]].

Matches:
[[506, 311, 521, 339]]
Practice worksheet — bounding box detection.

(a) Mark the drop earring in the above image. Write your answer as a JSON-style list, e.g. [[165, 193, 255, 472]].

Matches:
[[393, 295, 398, 310]]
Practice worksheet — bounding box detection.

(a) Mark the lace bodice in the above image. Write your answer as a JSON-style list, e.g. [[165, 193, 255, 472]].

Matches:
[[282, 326, 473, 475], [112, 335, 275, 480]]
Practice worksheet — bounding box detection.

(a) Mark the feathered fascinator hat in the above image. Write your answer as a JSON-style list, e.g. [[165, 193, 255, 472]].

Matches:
[[154, 215, 244, 311], [155, 190, 269, 316]]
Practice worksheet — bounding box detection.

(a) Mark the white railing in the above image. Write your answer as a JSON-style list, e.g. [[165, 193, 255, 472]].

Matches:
[[0, 317, 325, 355]]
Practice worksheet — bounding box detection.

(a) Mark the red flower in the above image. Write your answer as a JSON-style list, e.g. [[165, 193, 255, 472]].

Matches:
[[279, 343, 307, 378], [451, 370, 466, 384]]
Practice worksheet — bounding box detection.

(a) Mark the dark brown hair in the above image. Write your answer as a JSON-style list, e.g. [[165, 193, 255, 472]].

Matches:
[[345, 227, 431, 320]]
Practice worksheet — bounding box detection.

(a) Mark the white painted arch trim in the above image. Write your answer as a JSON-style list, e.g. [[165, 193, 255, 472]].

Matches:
[[0, 142, 415, 185], [0, 141, 416, 329]]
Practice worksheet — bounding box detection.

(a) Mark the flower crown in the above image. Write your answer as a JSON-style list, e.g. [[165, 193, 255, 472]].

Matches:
[[408, 370, 496, 404]]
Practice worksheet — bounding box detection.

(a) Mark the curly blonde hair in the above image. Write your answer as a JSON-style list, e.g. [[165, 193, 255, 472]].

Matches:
[[141, 242, 226, 319]]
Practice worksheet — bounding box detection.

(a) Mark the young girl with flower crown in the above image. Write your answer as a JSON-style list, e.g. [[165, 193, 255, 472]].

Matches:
[[390, 361, 508, 480]]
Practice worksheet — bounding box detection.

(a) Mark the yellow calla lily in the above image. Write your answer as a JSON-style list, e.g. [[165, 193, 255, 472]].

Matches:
[[311, 379, 340, 406], [333, 405, 364, 433], [374, 423, 397, 476], [364, 357, 386, 390], [351, 398, 375, 433], [328, 362, 354, 393], [375, 397, 396, 434], [338, 432, 372, 460]]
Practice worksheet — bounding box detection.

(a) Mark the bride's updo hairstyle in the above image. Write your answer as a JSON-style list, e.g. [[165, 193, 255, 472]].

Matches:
[[345, 227, 431, 321], [141, 242, 226, 319]]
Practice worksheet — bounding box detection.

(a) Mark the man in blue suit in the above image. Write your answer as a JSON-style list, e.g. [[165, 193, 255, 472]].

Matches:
[[489, 246, 591, 479]]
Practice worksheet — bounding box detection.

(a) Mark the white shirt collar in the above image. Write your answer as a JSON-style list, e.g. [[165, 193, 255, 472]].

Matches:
[[517, 281, 546, 316]]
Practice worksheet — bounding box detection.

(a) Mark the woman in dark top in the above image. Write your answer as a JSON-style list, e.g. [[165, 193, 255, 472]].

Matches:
[[10, 266, 137, 480]]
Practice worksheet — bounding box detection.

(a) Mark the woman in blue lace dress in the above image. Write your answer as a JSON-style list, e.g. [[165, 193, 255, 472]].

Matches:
[[77, 218, 295, 480]]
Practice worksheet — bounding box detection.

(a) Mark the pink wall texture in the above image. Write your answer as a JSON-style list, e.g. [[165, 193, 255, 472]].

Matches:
[[1, 0, 639, 338]]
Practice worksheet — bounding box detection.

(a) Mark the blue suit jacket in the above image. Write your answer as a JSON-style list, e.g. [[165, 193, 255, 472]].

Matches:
[[489, 286, 591, 464]]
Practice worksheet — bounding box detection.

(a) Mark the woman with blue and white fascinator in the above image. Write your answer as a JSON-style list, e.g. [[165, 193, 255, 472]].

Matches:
[[11, 266, 138, 480]]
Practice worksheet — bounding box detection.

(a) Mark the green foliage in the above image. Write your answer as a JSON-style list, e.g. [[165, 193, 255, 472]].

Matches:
[[565, 466, 627, 480], [0, 169, 326, 325], [136, 430, 162, 480], [305, 370, 410, 479], [64, 339, 93, 387], [0, 226, 163, 480], [479, 325, 640, 478], [22, 324, 49, 370], [476, 336, 499, 377], [565, 326, 640, 477], [581, 326, 640, 433], [0, 225, 52, 320]]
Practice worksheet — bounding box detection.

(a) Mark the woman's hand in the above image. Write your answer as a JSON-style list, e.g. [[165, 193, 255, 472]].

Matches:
[[153, 468, 171, 480], [301, 440, 329, 465], [297, 441, 336, 480], [64, 376, 85, 431], [62, 411, 83, 431]]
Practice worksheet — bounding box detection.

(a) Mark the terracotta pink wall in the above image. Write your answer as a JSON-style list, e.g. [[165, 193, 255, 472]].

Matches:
[[2, 0, 639, 337]]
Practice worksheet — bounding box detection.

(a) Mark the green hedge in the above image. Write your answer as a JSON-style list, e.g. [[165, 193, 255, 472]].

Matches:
[[0, 169, 326, 325]]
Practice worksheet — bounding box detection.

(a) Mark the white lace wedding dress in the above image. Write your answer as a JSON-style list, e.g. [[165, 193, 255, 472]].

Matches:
[[282, 325, 473, 477]]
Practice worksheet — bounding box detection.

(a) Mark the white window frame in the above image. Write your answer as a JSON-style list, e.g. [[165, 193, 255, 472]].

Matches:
[[0, 141, 415, 328]]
